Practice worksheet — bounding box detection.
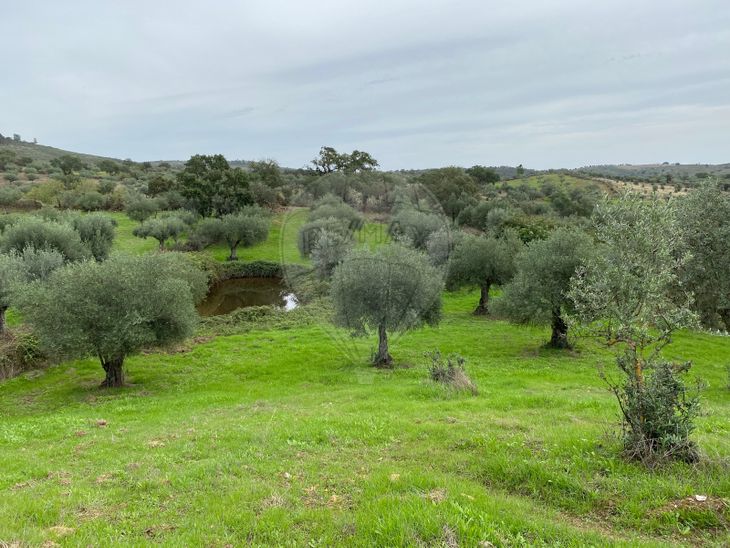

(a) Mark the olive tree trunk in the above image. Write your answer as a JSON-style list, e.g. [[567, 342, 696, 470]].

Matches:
[[228, 243, 238, 261], [474, 283, 491, 315], [549, 309, 570, 349], [374, 323, 393, 367], [0, 306, 6, 334], [100, 356, 125, 388], [719, 308, 730, 332]]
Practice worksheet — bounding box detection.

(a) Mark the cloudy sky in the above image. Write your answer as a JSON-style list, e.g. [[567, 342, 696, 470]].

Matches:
[[2, 1, 729, 169]]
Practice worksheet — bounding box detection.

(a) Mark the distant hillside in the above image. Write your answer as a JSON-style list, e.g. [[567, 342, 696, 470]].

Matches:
[[574, 163, 730, 182], [0, 137, 121, 164]]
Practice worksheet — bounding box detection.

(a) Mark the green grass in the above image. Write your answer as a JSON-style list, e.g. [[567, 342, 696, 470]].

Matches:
[[113, 208, 391, 264], [1, 289, 729, 545], [2, 207, 729, 545]]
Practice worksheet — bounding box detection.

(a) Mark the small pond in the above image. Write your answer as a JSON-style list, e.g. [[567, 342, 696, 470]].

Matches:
[[197, 277, 298, 317]]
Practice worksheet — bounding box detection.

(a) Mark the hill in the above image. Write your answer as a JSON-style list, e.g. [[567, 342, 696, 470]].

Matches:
[[0, 137, 122, 165]]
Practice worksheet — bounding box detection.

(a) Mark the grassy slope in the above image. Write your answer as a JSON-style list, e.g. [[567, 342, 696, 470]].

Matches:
[[1, 210, 729, 546]]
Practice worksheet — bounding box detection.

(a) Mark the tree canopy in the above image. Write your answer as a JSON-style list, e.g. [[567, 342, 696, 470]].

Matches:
[[177, 154, 253, 217], [16, 253, 208, 387], [330, 244, 443, 366], [497, 228, 594, 348]]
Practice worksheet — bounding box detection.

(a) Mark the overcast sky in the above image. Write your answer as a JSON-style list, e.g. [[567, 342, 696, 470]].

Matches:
[[2, 1, 729, 169]]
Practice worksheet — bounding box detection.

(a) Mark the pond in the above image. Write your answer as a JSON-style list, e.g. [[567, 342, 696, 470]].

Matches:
[[197, 277, 298, 317]]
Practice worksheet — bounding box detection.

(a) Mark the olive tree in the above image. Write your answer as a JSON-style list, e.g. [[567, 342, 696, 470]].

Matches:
[[298, 217, 352, 257], [71, 213, 116, 261], [389, 208, 445, 250], [0, 217, 91, 262], [446, 232, 522, 315], [195, 210, 270, 260], [16, 253, 207, 387], [568, 193, 700, 463], [677, 181, 730, 330], [331, 244, 443, 366], [497, 228, 594, 348], [133, 216, 186, 249], [0, 254, 25, 333], [309, 195, 364, 229], [311, 229, 353, 279]]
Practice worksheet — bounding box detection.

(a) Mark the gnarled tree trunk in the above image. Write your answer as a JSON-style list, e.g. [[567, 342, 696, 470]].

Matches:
[[374, 323, 393, 367], [228, 244, 238, 261], [474, 283, 491, 315], [100, 356, 125, 388], [0, 306, 6, 335], [549, 309, 570, 349]]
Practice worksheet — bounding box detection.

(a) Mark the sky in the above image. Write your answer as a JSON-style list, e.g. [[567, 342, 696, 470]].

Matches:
[[2, 0, 729, 170]]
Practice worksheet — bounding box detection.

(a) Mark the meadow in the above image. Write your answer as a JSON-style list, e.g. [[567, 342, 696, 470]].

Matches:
[[0, 210, 729, 546]]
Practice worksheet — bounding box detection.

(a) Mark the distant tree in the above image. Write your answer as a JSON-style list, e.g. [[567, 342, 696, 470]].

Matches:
[[12, 134, 21, 142], [569, 193, 700, 464], [389, 209, 445, 250], [16, 253, 207, 387], [516, 164, 525, 177], [466, 165, 500, 185], [425, 227, 462, 267], [0, 150, 17, 170], [0, 218, 90, 262], [309, 195, 364, 229], [446, 232, 522, 315], [50, 155, 86, 176], [15, 156, 33, 167], [0, 253, 25, 333], [677, 182, 730, 330], [133, 217, 186, 249], [497, 228, 594, 348], [311, 229, 353, 279], [177, 154, 252, 216], [71, 213, 116, 261], [125, 195, 159, 222], [146, 175, 176, 196], [415, 167, 479, 211], [97, 159, 121, 175], [250, 159, 284, 188], [331, 244, 443, 366], [311, 146, 378, 175], [196, 209, 270, 260], [298, 217, 352, 257], [344, 150, 379, 173]]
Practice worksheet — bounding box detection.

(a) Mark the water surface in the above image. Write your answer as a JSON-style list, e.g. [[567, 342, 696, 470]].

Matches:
[[197, 277, 297, 317]]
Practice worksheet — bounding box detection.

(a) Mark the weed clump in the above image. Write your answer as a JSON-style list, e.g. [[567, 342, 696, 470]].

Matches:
[[426, 350, 477, 395]]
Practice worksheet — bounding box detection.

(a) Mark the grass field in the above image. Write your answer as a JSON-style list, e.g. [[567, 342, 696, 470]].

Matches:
[[1, 208, 729, 546]]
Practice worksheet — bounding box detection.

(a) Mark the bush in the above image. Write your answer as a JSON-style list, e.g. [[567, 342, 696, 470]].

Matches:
[[0, 217, 91, 262], [71, 213, 116, 261], [309, 195, 364, 229], [298, 217, 351, 257], [0, 187, 22, 206], [608, 356, 700, 464], [389, 208, 445, 250], [425, 350, 477, 394], [311, 229, 352, 279], [125, 195, 159, 221]]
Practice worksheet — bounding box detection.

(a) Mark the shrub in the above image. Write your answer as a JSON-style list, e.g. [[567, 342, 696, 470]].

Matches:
[[311, 229, 353, 279], [71, 213, 116, 261], [0, 217, 91, 262], [298, 217, 351, 257], [125, 195, 159, 222], [0, 187, 22, 206], [309, 195, 364, 229], [389, 208, 445, 250], [426, 350, 477, 394]]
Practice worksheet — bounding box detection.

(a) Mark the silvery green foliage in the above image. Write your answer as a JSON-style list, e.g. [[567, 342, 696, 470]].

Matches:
[[311, 229, 353, 280], [425, 227, 463, 268], [445, 230, 522, 314], [0, 253, 26, 313], [0, 217, 91, 263], [569, 193, 697, 343], [309, 195, 364, 230], [71, 213, 115, 261], [677, 181, 730, 330], [389, 208, 445, 250], [133, 216, 187, 248], [15, 252, 207, 374], [331, 243, 443, 336], [218, 211, 270, 260], [14, 246, 64, 281], [298, 217, 352, 257], [497, 228, 594, 347], [568, 193, 700, 463]]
